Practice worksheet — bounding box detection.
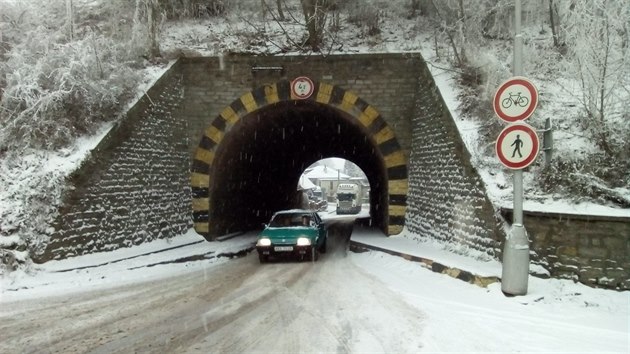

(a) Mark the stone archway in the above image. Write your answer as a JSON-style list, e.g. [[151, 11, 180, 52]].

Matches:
[[191, 79, 408, 239]]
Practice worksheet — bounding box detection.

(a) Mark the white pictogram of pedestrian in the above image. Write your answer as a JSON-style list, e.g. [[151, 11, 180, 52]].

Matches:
[[511, 134, 523, 158]]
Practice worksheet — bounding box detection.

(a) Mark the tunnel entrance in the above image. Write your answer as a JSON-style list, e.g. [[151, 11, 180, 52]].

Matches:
[[191, 79, 407, 240]]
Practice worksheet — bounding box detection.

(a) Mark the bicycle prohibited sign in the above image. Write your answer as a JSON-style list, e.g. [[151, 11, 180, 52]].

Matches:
[[291, 76, 315, 100], [495, 122, 540, 169], [493, 76, 538, 122]]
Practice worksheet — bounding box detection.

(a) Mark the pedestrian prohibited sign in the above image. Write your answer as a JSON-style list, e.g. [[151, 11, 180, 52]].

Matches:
[[493, 76, 538, 122], [495, 122, 540, 169], [291, 76, 315, 100]]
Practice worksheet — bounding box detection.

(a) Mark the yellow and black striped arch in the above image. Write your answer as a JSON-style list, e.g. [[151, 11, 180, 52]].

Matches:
[[191, 79, 408, 237]]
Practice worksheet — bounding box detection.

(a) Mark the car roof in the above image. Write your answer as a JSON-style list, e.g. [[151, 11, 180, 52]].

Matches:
[[273, 209, 314, 215]]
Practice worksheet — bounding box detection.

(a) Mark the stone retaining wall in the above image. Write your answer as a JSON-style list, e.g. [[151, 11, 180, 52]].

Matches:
[[405, 64, 503, 257], [502, 209, 630, 290], [35, 62, 191, 262]]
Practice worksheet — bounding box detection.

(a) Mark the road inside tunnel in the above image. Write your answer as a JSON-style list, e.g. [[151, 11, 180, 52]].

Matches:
[[209, 100, 388, 237]]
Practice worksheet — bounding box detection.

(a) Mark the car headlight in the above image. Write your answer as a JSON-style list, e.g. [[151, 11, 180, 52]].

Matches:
[[296, 237, 311, 246], [257, 238, 271, 247]]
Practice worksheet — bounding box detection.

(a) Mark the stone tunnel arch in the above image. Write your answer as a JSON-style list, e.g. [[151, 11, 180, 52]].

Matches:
[[191, 79, 408, 240]]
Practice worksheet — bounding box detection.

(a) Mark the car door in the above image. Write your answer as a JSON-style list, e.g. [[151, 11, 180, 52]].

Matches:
[[312, 212, 326, 246]]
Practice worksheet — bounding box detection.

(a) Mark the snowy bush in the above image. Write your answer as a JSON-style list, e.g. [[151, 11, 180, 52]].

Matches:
[[160, 0, 228, 18], [559, 0, 629, 158], [539, 153, 630, 207], [0, 0, 147, 271], [0, 0, 145, 151], [0, 149, 70, 273], [0, 34, 140, 151], [345, 0, 383, 37]]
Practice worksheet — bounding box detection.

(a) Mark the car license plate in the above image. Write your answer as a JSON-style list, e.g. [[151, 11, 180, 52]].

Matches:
[[274, 246, 293, 252]]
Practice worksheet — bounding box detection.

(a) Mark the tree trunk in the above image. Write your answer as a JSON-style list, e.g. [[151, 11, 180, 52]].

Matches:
[[430, 0, 464, 67], [300, 0, 328, 51], [276, 0, 285, 21], [410, 0, 419, 18], [261, 0, 267, 21], [457, 0, 466, 63], [549, 0, 559, 47], [147, 0, 161, 58], [66, 0, 74, 41], [597, 14, 612, 156]]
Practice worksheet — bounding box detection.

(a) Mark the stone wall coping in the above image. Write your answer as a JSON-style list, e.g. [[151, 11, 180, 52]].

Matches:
[[501, 207, 630, 223], [179, 52, 424, 63]]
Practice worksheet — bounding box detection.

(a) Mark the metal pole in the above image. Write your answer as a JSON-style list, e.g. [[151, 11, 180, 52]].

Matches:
[[513, 0, 523, 77], [501, 0, 530, 296], [543, 118, 553, 167]]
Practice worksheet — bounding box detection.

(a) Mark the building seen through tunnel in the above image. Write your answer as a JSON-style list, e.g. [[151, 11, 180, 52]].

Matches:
[[299, 159, 370, 213]]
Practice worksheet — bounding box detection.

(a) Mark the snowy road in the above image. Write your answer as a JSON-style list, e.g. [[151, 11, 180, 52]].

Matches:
[[2, 214, 627, 353], [0, 221, 426, 353]]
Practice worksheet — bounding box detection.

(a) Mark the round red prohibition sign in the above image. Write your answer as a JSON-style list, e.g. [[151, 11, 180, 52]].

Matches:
[[493, 76, 538, 123], [291, 76, 315, 100], [495, 122, 540, 169]]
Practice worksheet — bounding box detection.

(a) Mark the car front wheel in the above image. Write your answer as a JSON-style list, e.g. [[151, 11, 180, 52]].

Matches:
[[319, 238, 327, 254], [310, 247, 319, 262]]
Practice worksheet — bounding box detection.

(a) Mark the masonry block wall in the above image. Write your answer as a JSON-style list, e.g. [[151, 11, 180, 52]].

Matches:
[[405, 63, 503, 256], [502, 210, 630, 289], [34, 53, 425, 262], [178, 54, 418, 159], [34, 63, 192, 262]]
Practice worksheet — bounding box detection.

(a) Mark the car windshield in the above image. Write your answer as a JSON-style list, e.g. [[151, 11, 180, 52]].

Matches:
[[269, 213, 311, 227], [337, 193, 355, 201]]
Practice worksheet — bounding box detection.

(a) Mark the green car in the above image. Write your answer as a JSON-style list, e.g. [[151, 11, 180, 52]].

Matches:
[[256, 209, 328, 263]]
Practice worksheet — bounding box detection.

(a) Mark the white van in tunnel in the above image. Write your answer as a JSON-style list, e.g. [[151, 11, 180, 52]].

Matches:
[[336, 183, 362, 214]]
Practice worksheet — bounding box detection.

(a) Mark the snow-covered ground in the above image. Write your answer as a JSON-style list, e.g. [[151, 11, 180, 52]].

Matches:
[[1, 224, 628, 353]]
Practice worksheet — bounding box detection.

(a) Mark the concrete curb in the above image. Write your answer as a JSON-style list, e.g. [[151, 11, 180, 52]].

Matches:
[[349, 240, 501, 288], [216, 231, 246, 242]]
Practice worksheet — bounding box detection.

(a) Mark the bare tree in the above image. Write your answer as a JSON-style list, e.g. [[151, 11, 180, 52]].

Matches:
[[560, 0, 629, 156], [548, 0, 560, 48], [343, 159, 364, 178], [409, 0, 420, 18], [276, 0, 286, 21], [65, 0, 74, 41], [456, 0, 466, 63], [130, 0, 162, 59], [261, 0, 268, 21], [329, 0, 339, 31], [431, 0, 466, 68], [147, 0, 161, 58], [300, 0, 331, 51]]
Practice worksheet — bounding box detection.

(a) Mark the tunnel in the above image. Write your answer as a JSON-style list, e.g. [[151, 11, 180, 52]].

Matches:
[[191, 79, 408, 239]]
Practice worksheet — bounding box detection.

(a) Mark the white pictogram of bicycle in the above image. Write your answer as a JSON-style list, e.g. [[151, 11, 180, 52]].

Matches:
[[501, 92, 529, 109]]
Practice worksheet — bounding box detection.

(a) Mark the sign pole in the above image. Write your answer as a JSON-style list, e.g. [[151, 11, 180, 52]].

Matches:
[[501, 0, 530, 296], [514, 0, 523, 226]]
